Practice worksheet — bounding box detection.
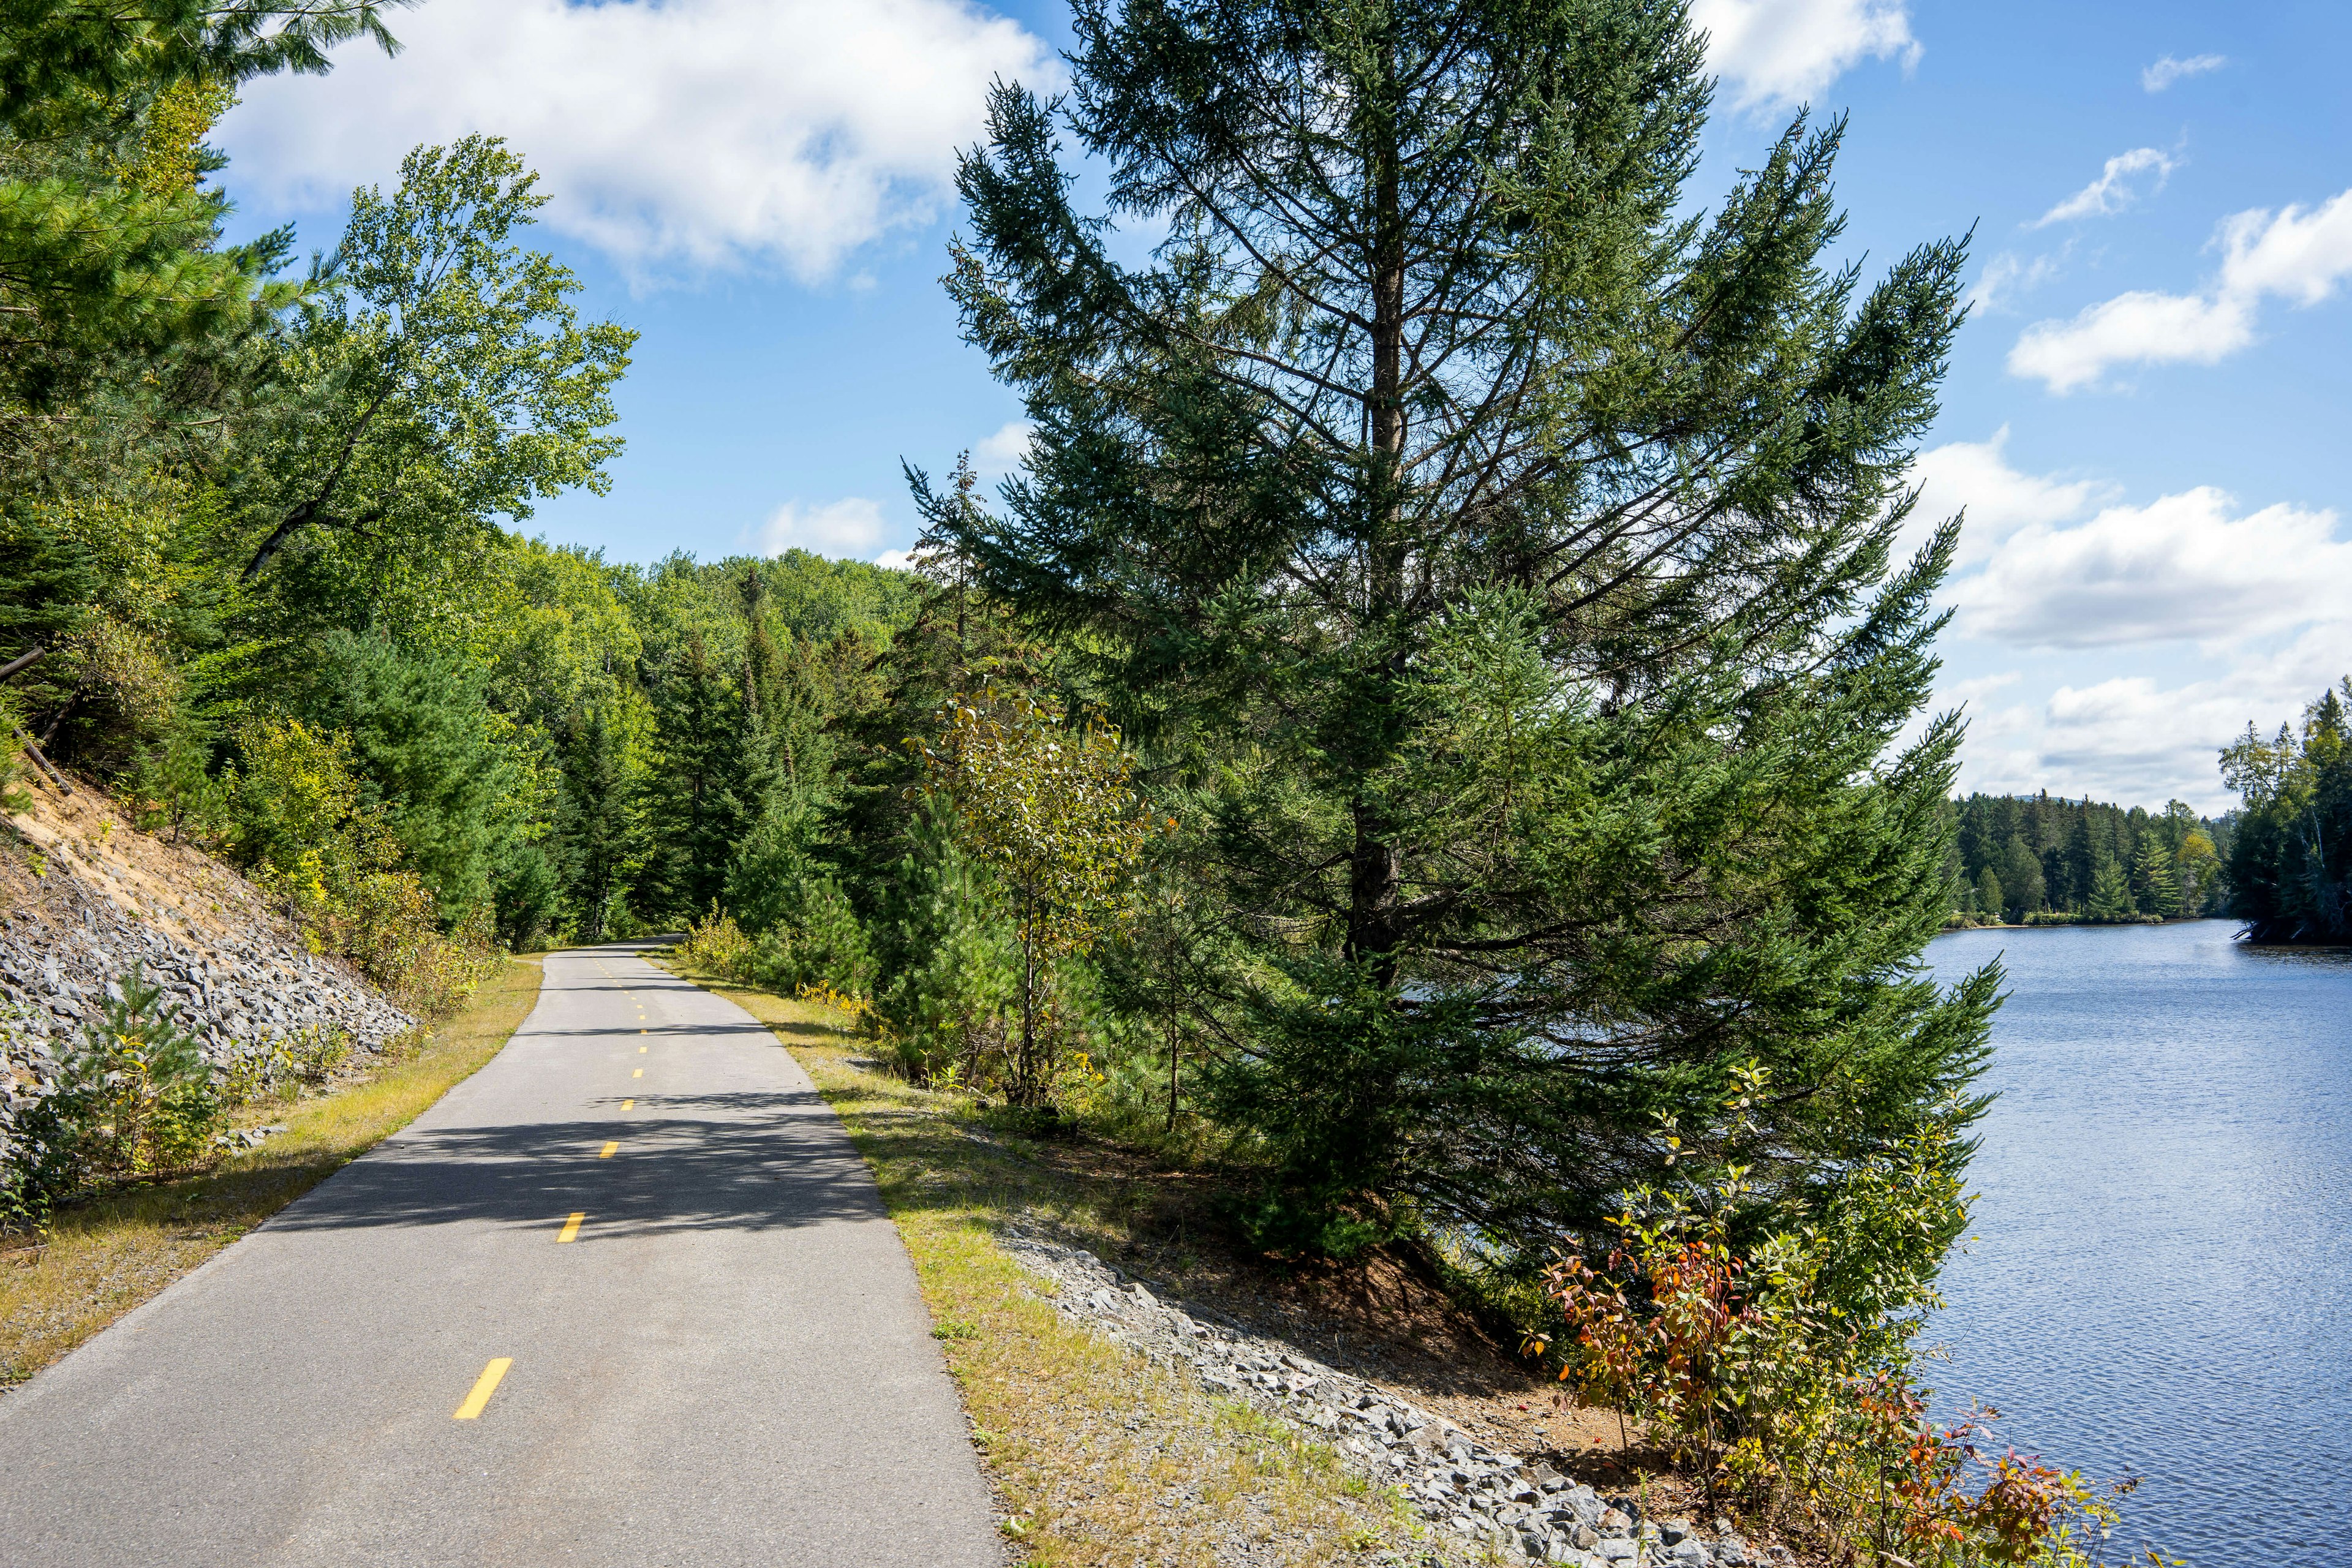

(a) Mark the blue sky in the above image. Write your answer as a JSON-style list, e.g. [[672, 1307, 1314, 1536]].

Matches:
[[214, 0, 2352, 812]]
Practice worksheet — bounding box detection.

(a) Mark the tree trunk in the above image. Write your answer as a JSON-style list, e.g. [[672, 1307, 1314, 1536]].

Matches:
[[1166, 958, 1180, 1134], [1020, 891, 1038, 1106], [1348, 39, 1408, 979]]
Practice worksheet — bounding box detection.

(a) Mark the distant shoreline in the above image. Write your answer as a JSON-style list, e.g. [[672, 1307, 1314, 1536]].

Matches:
[[1937, 915, 2228, 933]]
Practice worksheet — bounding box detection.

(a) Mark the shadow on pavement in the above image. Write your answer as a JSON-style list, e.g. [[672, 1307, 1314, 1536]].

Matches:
[[265, 1091, 881, 1238]]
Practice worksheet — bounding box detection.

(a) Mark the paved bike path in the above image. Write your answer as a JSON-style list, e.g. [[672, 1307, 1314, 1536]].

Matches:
[[0, 943, 1001, 1567]]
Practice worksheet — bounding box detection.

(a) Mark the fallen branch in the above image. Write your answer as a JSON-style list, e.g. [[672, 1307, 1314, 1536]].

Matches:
[[0, 646, 44, 685], [12, 729, 72, 796]]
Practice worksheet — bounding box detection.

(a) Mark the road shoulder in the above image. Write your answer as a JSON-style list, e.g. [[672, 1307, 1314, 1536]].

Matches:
[[670, 964, 1419, 1568]]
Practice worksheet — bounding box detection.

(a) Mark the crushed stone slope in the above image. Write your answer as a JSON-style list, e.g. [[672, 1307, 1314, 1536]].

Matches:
[[1, 776, 414, 1071]]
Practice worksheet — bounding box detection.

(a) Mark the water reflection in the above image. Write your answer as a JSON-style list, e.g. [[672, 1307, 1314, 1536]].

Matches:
[[1924, 920, 2352, 1566]]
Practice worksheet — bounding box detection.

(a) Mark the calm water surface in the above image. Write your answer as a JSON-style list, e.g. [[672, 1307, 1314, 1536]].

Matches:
[[1926, 921, 2352, 1566]]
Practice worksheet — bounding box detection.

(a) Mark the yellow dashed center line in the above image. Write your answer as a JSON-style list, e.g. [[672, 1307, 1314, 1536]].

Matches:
[[633, 1068, 643, 1078], [454, 1358, 513, 1419], [557, 1212, 584, 1242], [621, 1098, 633, 1110], [599, 1140, 618, 1159]]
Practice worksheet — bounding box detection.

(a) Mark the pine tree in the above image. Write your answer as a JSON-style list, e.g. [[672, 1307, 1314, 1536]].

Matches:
[[872, 797, 1020, 1082], [2133, 835, 2180, 918], [1999, 834, 2046, 919], [1976, 867, 2003, 925], [2084, 858, 2136, 923], [556, 698, 647, 941], [933, 0, 1995, 1248], [648, 633, 753, 918]]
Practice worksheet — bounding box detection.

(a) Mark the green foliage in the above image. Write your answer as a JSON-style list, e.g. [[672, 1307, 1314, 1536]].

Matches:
[[0, 2, 400, 457], [217, 1021, 353, 1104], [870, 796, 1020, 1084], [1952, 792, 2222, 921], [2131, 837, 2181, 919], [2221, 678, 2352, 944], [1545, 1069, 2127, 1564], [1974, 867, 2003, 926], [646, 631, 756, 915], [17, 967, 223, 1207], [236, 135, 635, 589], [0, 2, 407, 119], [2082, 858, 2138, 924], [723, 805, 876, 995], [0, 968, 375, 1231], [916, 681, 1159, 1104], [222, 715, 496, 1009], [297, 630, 523, 920], [552, 694, 650, 943], [933, 0, 1994, 1254]]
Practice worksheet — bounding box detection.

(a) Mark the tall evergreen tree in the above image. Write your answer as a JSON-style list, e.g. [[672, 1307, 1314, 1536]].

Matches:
[[556, 698, 646, 941], [932, 0, 1995, 1249], [1997, 834, 2045, 919], [2132, 835, 2180, 918], [2084, 856, 2135, 923], [647, 633, 753, 918], [1975, 866, 2002, 924]]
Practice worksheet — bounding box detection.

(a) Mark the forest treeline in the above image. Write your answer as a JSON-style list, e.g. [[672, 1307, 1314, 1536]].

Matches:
[[4, 3, 2334, 1559], [2222, 680, 2352, 944], [1944, 792, 2228, 925]]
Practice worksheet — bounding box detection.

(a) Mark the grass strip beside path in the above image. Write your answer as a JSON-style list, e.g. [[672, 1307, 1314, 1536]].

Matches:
[[674, 967, 1423, 1567], [1, 956, 545, 1389]]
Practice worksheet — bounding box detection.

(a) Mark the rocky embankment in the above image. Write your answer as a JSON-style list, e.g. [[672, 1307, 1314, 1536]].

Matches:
[[0, 785, 413, 1079], [0, 872, 413, 1064], [1004, 1232, 1775, 1567]]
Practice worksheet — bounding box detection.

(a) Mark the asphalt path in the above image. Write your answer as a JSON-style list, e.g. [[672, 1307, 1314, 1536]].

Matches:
[[0, 943, 1003, 1567]]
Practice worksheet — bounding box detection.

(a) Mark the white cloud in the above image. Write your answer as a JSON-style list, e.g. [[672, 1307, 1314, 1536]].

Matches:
[[1919, 442, 2352, 807], [2008, 187, 2352, 392], [973, 420, 1035, 477], [2143, 53, 2225, 92], [1905, 426, 2112, 566], [2007, 289, 2253, 393], [217, 0, 1057, 282], [1967, 249, 2062, 314], [872, 549, 918, 572], [1689, 0, 1920, 111], [756, 497, 887, 559], [1954, 640, 2345, 812], [2214, 189, 2352, 304], [1951, 487, 2352, 649], [2033, 148, 2174, 227]]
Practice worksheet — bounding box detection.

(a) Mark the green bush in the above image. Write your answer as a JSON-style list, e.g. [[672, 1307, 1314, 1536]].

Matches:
[[7, 968, 225, 1219], [225, 717, 499, 1015], [217, 1023, 355, 1105], [870, 799, 1017, 1084], [1544, 1069, 2130, 1564], [723, 811, 877, 997]]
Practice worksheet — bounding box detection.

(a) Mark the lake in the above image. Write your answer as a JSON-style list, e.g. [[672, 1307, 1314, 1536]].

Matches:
[[1925, 920, 2352, 1566]]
